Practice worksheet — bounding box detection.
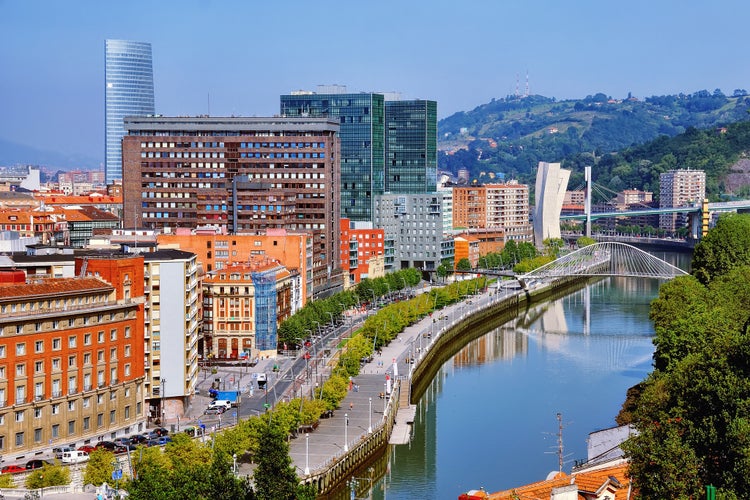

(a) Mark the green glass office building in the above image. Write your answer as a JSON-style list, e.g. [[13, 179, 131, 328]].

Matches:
[[280, 91, 385, 222], [385, 100, 437, 194]]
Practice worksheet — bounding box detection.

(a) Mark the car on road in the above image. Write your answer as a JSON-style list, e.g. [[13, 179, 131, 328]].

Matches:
[[156, 436, 172, 445], [113, 437, 131, 447], [53, 446, 75, 459], [129, 434, 149, 445], [153, 427, 169, 437], [204, 406, 226, 415], [1, 464, 25, 474], [25, 459, 51, 470], [61, 450, 89, 464], [78, 445, 96, 454], [95, 441, 127, 454]]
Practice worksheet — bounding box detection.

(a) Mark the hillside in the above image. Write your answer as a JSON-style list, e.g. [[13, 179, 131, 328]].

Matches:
[[438, 89, 750, 187]]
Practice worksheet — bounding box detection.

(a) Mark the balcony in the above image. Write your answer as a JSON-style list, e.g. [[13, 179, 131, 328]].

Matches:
[[35, 394, 45, 402], [15, 396, 26, 404], [84, 384, 92, 391], [68, 387, 77, 395], [51, 391, 62, 398]]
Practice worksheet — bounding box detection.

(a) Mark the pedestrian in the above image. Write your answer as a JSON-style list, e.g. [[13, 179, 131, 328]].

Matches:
[[349, 402, 354, 410]]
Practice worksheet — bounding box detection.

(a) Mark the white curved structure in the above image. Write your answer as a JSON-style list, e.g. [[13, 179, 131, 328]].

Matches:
[[533, 162, 570, 247]]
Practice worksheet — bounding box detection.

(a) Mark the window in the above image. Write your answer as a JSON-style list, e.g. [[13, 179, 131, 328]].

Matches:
[[34, 340, 43, 353], [110, 348, 117, 361], [97, 351, 104, 362], [68, 421, 75, 434], [15, 364, 24, 377], [15, 343, 25, 356], [34, 408, 41, 418], [52, 358, 61, 370], [98, 331, 104, 343], [124, 345, 131, 358], [68, 401, 75, 411], [34, 428, 41, 443], [0, 367, 5, 379], [84, 333, 91, 346], [110, 329, 117, 341], [83, 397, 90, 408], [83, 353, 91, 365], [124, 406, 130, 419], [83, 417, 90, 430], [125, 326, 131, 339], [51, 424, 59, 438], [15, 410, 24, 422], [97, 413, 103, 427], [51, 404, 60, 415], [0, 345, 5, 358], [68, 355, 76, 368], [97, 394, 103, 405], [34, 361, 43, 373], [136, 402, 142, 415], [68, 336, 77, 348], [15, 432, 23, 447], [109, 410, 116, 424], [124, 364, 131, 377], [52, 338, 61, 350]]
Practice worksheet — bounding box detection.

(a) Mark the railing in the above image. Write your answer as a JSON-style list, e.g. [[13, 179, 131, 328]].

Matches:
[[15, 396, 26, 404], [51, 391, 62, 398]]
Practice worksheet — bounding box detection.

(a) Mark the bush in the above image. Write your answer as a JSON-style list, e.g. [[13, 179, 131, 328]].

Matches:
[[26, 462, 70, 489]]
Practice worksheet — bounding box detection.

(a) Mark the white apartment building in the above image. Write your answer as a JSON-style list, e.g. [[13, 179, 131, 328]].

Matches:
[[659, 169, 706, 231]]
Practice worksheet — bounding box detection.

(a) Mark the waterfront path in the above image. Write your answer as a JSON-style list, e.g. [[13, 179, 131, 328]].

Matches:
[[287, 281, 520, 476]]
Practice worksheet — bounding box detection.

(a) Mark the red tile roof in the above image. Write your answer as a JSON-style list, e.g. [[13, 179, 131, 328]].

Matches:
[[0, 277, 113, 299]]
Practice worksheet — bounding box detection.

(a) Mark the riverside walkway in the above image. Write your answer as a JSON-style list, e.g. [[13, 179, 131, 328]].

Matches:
[[287, 282, 521, 478]]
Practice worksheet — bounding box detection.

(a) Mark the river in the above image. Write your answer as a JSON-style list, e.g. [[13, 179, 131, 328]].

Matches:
[[336, 250, 692, 500]]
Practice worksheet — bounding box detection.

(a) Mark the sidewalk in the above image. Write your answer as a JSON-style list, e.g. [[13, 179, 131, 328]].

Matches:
[[287, 283, 512, 475]]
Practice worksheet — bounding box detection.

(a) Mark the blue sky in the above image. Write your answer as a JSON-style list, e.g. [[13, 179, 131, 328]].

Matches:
[[2, 0, 749, 167]]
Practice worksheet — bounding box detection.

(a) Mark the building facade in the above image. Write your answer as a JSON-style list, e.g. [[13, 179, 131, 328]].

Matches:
[[280, 88, 385, 222], [533, 162, 570, 247], [121, 116, 342, 299], [0, 260, 146, 457], [339, 218, 385, 286], [453, 183, 532, 242], [384, 99, 437, 194], [659, 169, 706, 231], [373, 193, 444, 273], [202, 260, 294, 360], [105, 40, 155, 186]]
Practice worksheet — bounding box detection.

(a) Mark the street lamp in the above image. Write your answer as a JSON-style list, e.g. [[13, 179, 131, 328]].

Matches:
[[232, 453, 237, 477], [344, 413, 349, 452], [160, 378, 166, 426], [368, 397, 372, 433], [304, 433, 310, 475], [313, 320, 321, 338], [326, 311, 335, 329]]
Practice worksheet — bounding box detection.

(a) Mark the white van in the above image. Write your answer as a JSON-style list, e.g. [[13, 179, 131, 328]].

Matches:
[[208, 399, 232, 411], [61, 450, 89, 464]]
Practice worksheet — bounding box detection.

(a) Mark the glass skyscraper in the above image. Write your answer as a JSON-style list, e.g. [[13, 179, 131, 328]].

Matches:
[[105, 40, 155, 186], [384, 99, 437, 194], [280, 90, 385, 222]]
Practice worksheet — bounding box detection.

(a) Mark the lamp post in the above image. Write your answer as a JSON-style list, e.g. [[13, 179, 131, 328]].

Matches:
[[368, 397, 372, 433], [344, 413, 349, 452], [327, 311, 335, 330], [232, 453, 237, 476], [160, 377, 166, 426], [313, 320, 321, 338], [304, 433, 310, 475]]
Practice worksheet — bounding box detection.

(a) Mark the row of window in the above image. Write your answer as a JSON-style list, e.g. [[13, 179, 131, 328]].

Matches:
[[141, 141, 326, 149], [2, 328, 131, 357], [0, 294, 110, 316], [1, 345, 131, 375]]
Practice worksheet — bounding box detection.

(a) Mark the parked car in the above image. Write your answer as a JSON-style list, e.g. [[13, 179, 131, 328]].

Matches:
[[145, 439, 160, 447], [95, 441, 127, 454], [156, 436, 172, 446], [61, 450, 89, 464], [204, 406, 226, 415], [113, 437, 131, 447], [53, 446, 75, 459], [78, 445, 96, 454], [145, 430, 160, 440], [1, 464, 25, 474], [129, 434, 149, 445], [153, 427, 169, 437], [25, 459, 51, 470]]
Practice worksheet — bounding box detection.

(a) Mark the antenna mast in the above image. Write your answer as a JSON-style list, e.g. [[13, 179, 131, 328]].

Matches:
[[525, 70, 530, 97], [557, 412, 564, 473]]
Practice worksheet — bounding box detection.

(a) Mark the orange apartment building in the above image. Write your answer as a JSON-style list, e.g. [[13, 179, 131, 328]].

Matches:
[[202, 260, 295, 360], [339, 218, 385, 286], [0, 209, 60, 245], [0, 254, 146, 458], [453, 186, 487, 229], [453, 182, 533, 242], [453, 235, 480, 269], [158, 229, 311, 305]]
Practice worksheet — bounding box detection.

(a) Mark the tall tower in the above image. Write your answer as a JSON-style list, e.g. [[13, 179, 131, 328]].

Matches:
[[280, 88, 385, 222], [105, 40, 155, 186], [384, 99, 437, 194]]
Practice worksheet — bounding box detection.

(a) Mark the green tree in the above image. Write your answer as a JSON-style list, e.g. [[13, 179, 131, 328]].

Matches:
[[84, 449, 116, 487], [26, 462, 70, 489], [455, 258, 472, 271], [253, 426, 300, 500], [692, 213, 750, 284], [0, 474, 14, 488], [576, 236, 596, 247]]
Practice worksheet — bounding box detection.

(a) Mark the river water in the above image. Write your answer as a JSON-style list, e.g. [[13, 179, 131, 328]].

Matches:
[[340, 250, 692, 500]]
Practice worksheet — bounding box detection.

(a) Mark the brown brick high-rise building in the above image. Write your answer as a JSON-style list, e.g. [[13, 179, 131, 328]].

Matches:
[[121, 116, 343, 298]]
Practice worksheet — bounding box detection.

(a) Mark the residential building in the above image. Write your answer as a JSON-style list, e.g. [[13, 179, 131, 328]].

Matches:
[[157, 229, 309, 306], [453, 182, 533, 243], [437, 184, 454, 233], [105, 40, 155, 185], [62, 206, 120, 248], [202, 259, 294, 361], [340, 218, 385, 286], [384, 99, 437, 194], [134, 250, 200, 424], [456, 229, 506, 257], [121, 116, 342, 299], [280, 87, 385, 222], [0, 258, 146, 457], [373, 193, 444, 274], [453, 235, 480, 269], [563, 190, 585, 205], [659, 169, 706, 231]]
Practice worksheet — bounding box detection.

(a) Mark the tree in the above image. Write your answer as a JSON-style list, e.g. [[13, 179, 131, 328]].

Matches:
[[456, 258, 472, 271], [84, 449, 116, 488], [576, 236, 596, 247], [692, 213, 750, 284], [26, 462, 70, 489], [253, 426, 301, 500]]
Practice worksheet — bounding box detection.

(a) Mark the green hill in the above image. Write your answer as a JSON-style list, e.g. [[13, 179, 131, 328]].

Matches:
[[438, 89, 750, 192]]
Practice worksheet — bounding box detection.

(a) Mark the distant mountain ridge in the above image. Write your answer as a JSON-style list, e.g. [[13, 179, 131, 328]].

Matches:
[[0, 137, 100, 170], [438, 89, 750, 182]]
